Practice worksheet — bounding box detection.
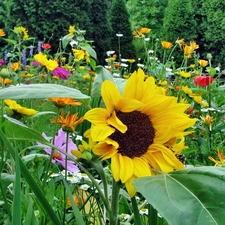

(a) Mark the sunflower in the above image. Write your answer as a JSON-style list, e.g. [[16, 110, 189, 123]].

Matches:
[[84, 68, 196, 197]]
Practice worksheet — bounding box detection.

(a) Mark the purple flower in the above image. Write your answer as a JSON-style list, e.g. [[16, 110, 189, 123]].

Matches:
[[37, 41, 42, 53], [0, 59, 5, 66], [4, 49, 8, 61], [40, 128, 80, 173], [22, 49, 27, 70], [29, 45, 34, 57], [32, 61, 41, 66], [52, 66, 71, 80]]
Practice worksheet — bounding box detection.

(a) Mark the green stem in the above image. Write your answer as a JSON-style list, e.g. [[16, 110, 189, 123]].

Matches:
[[109, 179, 121, 225], [42, 107, 60, 188], [131, 196, 142, 225], [149, 204, 158, 225]]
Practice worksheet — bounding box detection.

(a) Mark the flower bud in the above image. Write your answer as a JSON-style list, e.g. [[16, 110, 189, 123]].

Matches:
[[0, 68, 10, 79], [5, 106, 14, 117], [207, 53, 212, 60], [82, 150, 92, 161]]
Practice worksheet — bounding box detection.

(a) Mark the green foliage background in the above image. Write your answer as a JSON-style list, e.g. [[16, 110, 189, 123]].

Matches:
[[0, 0, 225, 67]]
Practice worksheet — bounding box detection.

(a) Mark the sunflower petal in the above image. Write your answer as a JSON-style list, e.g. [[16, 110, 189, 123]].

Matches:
[[90, 125, 115, 141], [118, 98, 144, 112], [133, 157, 152, 177], [84, 108, 110, 125], [101, 80, 121, 113], [107, 111, 127, 133], [119, 154, 134, 183], [125, 176, 137, 198]]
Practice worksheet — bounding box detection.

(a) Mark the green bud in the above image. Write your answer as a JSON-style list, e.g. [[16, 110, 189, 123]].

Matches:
[[0, 68, 10, 79], [207, 53, 212, 60], [82, 150, 92, 161], [5, 106, 14, 117]]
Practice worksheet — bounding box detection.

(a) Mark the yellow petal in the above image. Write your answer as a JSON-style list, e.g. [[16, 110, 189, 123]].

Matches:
[[107, 111, 127, 133], [119, 154, 134, 183], [101, 80, 121, 113], [90, 125, 115, 141], [93, 139, 118, 160], [125, 176, 137, 198], [133, 157, 152, 177], [118, 98, 144, 112], [84, 108, 110, 125]]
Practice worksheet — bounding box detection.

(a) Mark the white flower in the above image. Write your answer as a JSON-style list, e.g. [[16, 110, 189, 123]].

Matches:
[[75, 135, 83, 141], [144, 38, 150, 41], [139, 208, 148, 215], [106, 50, 115, 56], [148, 50, 154, 54], [120, 63, 129, 67], [121, 58, 128, 62], [121, 213, 131, 220], [70, 40, 78, 47], [137, 63, 145, 68], [116, 33, 123, 37], [80, 184, 90, 190]]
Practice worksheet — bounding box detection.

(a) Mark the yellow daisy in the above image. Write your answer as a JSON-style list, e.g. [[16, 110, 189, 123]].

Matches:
[[0, 29, 6, 37], [84, 68, 196, 197]]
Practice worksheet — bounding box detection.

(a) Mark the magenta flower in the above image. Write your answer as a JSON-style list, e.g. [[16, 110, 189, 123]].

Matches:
[[41, 128, 80, 172], [32, 61, 41, 66], [0, 59, 5, 66], [52, 66, 71, 80]]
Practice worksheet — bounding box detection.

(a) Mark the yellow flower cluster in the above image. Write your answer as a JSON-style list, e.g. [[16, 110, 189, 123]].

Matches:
[[34, 52, 58, 71]]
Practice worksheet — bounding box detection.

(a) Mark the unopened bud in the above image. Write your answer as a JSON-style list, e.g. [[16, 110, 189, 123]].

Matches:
[[0, 68, 10, 79], [207, 53, 212, 60]]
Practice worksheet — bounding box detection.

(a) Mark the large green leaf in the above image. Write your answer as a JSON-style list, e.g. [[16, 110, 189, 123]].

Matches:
[[0, 84, 90, 106], [133, 167, 225, 225]]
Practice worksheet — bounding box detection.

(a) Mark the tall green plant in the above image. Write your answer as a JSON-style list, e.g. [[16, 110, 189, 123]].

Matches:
[[110, 0, 136, 60]]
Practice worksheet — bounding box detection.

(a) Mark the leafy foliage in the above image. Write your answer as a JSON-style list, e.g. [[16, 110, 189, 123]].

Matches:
[[110, 0, 136, 59]]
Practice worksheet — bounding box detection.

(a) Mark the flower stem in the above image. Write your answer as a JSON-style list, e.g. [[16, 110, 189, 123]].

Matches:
[[109, 179, 121, 225], [131, 196, 142, 225]]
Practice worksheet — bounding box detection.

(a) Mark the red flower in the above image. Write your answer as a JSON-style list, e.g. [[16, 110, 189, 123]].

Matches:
[[42, 43, 51, 49], [194, 76, 215, 87]]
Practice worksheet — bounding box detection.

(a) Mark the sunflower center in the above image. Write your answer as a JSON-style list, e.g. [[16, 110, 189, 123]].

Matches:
[[109, 111, 155, 158]]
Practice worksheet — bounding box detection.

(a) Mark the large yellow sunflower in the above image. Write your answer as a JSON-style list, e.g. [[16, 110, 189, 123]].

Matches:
[[84, 68, 196, 197]]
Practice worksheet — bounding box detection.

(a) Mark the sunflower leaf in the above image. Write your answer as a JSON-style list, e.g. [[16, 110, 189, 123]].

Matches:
[[0, 83, 90, 106], [133, 166, 225, 225]]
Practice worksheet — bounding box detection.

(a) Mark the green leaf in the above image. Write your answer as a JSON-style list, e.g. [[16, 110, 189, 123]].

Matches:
[[0, 83, 90, 106], [1, 173, 15, 189], [1, 38, 17, 45], [133, 167, 225, 225], [206, 67, 217, 77], [81, 44, 97, 60], [61, 34, 73, 49]]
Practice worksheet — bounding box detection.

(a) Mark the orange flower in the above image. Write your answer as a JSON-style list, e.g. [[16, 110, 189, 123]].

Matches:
[[176, 38, 185, 49], [11, 62, 20, 71], [51, 112, 84, 133], [0, 77, 12, 85], [161, 41, 173, 49], [209, 150, 225, 167], [48, 97, 82, 108], [133, 27, 151, 37], [0, 29, 6, 37]]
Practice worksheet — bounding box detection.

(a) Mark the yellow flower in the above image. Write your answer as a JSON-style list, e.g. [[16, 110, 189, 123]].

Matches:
[[68, 25, 75, 36], [73, 49, 90, 63], [209, 150, 225, 167], [11, 62, 20, 71], [133, 27, 151, 37], [84, 68, 196, 197], [198, 59, 208, 67], [201, 114, 213, 131], [16, 26, 29, 39], [184, 41, 199, 58], [127, 59, 136, 63], [51, 112, 84, 133], [34, 52, 58, 71], [179, 71, 191, 78], [47, 97, 82, 108], [161, 41, 173, 49], [0, 29, 6, 37], [4, 99, 38, 116], [176, 38, 185, 49]]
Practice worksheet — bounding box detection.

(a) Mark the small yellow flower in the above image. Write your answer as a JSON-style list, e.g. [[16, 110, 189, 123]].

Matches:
[[201, 114, 213, 130], [161, 41, 173, 49], [176, 38, 185, 49], [179, 71, 191, 78], [68, 25, 75, 36], [127, 59, 136, 63], [16, 26, 29, 39], [198, 59, 208, 67], [4, 99, 38, 116], [73, 49, 90, 63], [34, 52, 58, 71], [0, 29, 6, 37]]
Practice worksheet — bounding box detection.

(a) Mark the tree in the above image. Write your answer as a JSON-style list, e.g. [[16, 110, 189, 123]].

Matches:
[[110, 0, 136, 60], [199, 0, 225, 67], [127, 0, 168, 39], [90, 0, 112, 65], [3, 0, 94, 53]]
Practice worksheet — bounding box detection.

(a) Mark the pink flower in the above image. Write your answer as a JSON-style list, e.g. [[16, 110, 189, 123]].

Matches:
[[40, 128, 80, 172], [52, 66, 71, 80], [0, 59, 5, 66]]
